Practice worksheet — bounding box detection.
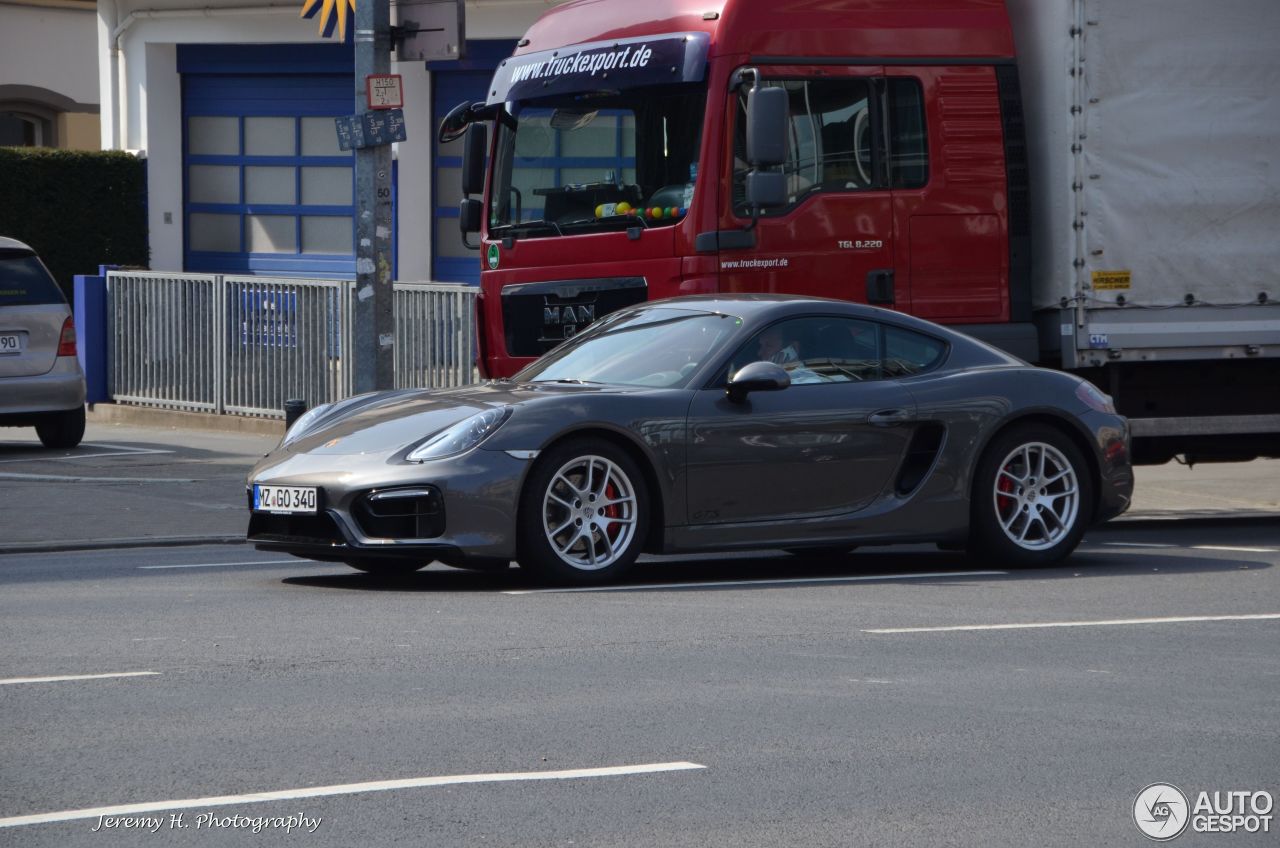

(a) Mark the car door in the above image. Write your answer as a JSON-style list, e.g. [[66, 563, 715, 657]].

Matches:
[[684, 316, 917, 524]]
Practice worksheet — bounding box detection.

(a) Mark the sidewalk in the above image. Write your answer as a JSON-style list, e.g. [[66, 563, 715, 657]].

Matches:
[[0, 408, 1276, 554], [0, 415, 280, 554]]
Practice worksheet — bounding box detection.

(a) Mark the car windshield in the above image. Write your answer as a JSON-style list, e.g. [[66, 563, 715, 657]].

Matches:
[[0, 251, 65, 306], [515, 307, 742, 388], [489, 82, 707, 239]]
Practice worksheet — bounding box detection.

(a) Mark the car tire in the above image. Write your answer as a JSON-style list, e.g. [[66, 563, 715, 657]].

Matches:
[[517, 438, 649, 585], [969, 424, 1093, 568], [36, 405, 85, 449], [345, 559, 426, 577]]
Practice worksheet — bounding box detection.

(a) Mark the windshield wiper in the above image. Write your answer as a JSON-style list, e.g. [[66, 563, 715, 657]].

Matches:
[[560, 214, 649, 231], [531, 378, 604, 385], [489, 219, 563, 239]]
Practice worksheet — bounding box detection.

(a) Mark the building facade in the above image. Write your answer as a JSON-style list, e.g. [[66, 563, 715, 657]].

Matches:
[[95, 0, 561, 283], [1, 0, 100, 149]]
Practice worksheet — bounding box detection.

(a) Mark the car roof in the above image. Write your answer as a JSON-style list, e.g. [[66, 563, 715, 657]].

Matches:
[[647, 293, 939, 330], [0, 237, 36, 253], [642, 294, 1026, 366]]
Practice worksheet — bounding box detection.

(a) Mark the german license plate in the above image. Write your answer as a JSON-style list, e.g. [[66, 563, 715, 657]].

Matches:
[[253, 484, 318, 514], [0, 333, 22, 354]]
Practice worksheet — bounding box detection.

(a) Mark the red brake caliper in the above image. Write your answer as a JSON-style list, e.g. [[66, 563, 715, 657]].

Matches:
[[604, 482, 622, 541], [996, 472, 1015, 516]]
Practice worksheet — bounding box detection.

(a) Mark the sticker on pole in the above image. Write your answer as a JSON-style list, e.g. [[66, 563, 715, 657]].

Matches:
[[367, 74, 404, 110]]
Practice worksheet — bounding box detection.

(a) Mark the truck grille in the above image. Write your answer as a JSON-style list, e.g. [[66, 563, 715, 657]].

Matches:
[[501, 277, 647, 357]]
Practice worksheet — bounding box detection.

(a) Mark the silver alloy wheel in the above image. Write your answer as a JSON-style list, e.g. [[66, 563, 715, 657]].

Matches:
[[992, 441, 1080, 551], [541, 454, 639, 571]]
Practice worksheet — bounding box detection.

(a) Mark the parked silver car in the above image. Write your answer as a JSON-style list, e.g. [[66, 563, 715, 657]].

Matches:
[[0, 237, 86, 448]]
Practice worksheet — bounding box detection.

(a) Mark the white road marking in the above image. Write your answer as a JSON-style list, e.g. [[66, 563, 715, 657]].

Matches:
[[0, 444, 174, 464], [139, 560, 294, 570], [504, 570, 1007, 595], [864, 613, 1280, 634], [0, 761, 707, 829], [0, 671, 160, 686], [1192, 545, 1277, 554], [0, 472, 196, 483]]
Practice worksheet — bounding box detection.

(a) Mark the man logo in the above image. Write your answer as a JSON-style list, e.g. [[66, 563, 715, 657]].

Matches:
[[1134, 783, 1191, 841]]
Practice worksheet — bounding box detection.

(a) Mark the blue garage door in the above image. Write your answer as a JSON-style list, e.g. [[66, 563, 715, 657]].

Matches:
[[180, 44, 369, 278]]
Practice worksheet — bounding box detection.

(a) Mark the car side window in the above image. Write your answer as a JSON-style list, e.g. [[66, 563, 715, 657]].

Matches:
[[882, 325, 947, 376], [729, 317, 883, 385]]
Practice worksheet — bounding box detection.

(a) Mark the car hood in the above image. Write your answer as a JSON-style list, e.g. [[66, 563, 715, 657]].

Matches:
[[282, 381, 624, 456]]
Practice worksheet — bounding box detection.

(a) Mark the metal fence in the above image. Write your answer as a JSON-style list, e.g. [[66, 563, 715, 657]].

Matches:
[[106, 271, 478, 418]]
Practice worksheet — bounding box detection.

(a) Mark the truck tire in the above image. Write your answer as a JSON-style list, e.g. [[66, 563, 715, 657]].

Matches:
[[517, 438, 648, 584], [970, 424, 1093, 568]]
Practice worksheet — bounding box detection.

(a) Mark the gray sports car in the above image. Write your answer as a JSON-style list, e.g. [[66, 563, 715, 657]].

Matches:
[[247, 296, 1132, 583]]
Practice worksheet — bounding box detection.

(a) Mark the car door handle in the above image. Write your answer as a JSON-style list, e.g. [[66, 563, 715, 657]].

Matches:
[[868, 408, 914, 427]]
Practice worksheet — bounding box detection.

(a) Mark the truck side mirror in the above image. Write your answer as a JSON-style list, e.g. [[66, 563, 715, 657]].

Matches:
[[746, 86, 787, 167], [746, 171, 787, 209], [439, 100, 473, 144], [462, 123, 487, 197], [726, 360, 790, 404], [459, 198, 482, 249]]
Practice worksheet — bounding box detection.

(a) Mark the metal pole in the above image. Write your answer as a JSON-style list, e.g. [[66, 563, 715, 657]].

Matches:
[[353, 0, 395, 393]]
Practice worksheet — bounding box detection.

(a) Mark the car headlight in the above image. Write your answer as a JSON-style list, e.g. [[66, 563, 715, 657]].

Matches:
[[280, 402, 333, 448], [406, 408, 511, 462]]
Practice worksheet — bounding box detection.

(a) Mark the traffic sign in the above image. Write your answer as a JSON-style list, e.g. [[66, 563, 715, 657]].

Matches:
[[366, 74, 403, 109]]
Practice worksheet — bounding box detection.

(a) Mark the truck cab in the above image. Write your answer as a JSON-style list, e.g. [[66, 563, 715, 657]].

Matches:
[[445, 0, 1033, 378]]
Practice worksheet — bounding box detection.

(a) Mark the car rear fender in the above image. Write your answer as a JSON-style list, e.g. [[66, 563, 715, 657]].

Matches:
[[967, 410, 1106, 522]]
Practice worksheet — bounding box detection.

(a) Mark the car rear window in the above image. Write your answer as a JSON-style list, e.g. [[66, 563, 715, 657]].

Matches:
[[0, 251, 65, 306]]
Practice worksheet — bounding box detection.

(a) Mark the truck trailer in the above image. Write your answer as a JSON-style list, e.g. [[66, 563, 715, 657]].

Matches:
[[441, 0, 1280, 464]]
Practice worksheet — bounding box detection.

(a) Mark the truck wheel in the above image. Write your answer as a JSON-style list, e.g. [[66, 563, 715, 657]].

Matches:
[[970, 424, 1093, 567], [36, 405, 85, 449], [517, 439, 648, 584]]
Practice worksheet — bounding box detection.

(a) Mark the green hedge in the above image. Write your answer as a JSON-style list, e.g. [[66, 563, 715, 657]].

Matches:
[[0, 148, 148, 301]]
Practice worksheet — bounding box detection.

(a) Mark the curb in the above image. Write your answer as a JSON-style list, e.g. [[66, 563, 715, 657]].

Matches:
[[87, 403, 285, 438], [1105, 512, 1279, 528], [0, 535, 247, 556]]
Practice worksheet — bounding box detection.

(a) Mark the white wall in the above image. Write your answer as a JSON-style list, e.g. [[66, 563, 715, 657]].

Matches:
[[0, 4, 100, 107]]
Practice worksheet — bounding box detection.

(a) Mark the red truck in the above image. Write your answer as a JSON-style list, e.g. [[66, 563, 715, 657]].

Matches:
[[441, 0, 1280, 465]]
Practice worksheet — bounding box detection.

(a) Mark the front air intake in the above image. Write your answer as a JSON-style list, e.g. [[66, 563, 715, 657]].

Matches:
[[352, 487, 445, 540]]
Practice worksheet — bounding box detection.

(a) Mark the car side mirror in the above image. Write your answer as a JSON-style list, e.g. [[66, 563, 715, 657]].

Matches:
[[461, 123, 487, 197], [726, 360, 790, 404]]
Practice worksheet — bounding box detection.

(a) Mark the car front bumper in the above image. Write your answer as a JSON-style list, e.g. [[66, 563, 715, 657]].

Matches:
[[246, 447, 534, 565]]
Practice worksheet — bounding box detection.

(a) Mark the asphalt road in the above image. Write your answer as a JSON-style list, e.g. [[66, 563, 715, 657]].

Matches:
[[2, 522, 1277, 846]]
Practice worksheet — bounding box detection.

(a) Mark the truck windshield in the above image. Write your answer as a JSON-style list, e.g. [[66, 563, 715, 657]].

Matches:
[[514, 307, 740, 389], [489, 83, 706, 239]]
